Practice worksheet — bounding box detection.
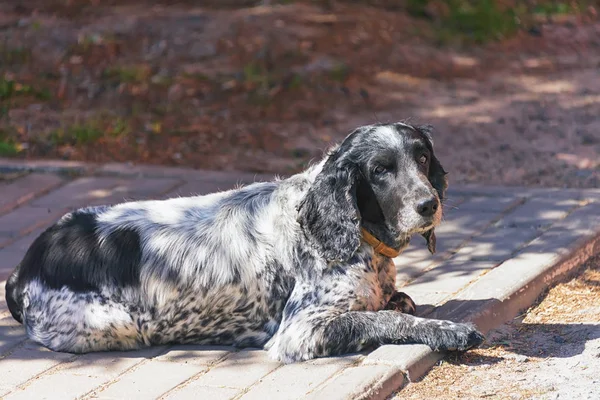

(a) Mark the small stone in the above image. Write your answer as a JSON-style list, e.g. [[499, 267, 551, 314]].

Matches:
[[504, 354, 528, 362]]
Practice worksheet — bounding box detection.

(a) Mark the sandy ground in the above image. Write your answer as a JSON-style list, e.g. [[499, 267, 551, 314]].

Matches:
[[1, 1, 599, 187], [396, 254, 600, 400]]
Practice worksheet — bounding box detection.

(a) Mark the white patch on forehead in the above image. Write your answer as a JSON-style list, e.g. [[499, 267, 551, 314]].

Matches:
[[371, 125, 404, 147]]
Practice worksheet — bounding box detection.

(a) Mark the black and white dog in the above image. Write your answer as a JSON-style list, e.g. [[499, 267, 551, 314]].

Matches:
[[5, 122, 484, 363]]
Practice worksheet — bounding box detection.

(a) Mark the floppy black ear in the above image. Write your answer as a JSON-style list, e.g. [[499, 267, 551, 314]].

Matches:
[[417, 125, 448, 254], [297, 158, 361, 263]]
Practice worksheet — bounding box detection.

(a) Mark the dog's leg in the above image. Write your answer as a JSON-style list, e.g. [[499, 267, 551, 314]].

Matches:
[[268, 308, 484, 363], [384, 291, 416, 315]]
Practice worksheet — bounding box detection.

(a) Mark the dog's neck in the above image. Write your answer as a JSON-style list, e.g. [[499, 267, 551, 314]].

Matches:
[[360, 228, 402, 258]]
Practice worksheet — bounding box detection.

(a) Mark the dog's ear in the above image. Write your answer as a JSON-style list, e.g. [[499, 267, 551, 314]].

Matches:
[[417, 125, 448, 254], [297, 157, 360, 263]]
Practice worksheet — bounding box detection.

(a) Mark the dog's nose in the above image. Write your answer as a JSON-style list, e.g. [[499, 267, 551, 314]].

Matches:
[[416, 198, 439, 218]]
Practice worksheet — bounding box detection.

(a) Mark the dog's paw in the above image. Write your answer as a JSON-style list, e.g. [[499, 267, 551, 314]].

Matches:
[[428, 322, 485, 352], [384, 291, 416, 315]]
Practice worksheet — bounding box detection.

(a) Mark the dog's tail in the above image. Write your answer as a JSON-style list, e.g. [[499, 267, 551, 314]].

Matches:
[[5, 266, 24, 324]]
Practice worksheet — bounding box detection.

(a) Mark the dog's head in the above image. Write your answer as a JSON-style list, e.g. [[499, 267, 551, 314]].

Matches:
[[297, 122, 447, 262]]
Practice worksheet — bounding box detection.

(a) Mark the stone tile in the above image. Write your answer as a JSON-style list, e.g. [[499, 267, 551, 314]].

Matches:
[[394, 210, 500, 286], [306, 364, 402, 400], [93, 360, 205, 399], [0, 346, 74, 396], [97, 163, 273, 183], [0, 206, 66, 243], [56, 346, 167, 379], [0, 316, 27, 355], [447, 196, 523, 213], [191, 349, 280, 389], [0, 228, 45, 280], [30, 177, 123, 208], [31, 177, 181, 208], [401, 260, 497, 306], [163, 385, 240, 400], [155, 345, 233, 366], [0, 174, 65, 214], [451, 226, 542, 262], [85, 178, 182, 205], [240, 359, 349, 400], [493, 197, 583, 229], [4, 373, 105, 400]]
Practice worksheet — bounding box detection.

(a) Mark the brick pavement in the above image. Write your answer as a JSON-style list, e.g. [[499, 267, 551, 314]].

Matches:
[[0, 160, 599, 400]]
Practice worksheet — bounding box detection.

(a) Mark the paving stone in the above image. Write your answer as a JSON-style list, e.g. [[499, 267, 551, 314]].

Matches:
[[162, 384, 240, 400], [55, 346, 167, 379], [155, 344, 233, 366], [30, 177, 181, 208], [190, 349, 281, 389], [0, 206, 67, 245], [451, 226, 542, 262], [401, 260, 498, 306], [0, 316, 27, 355], [0, 173, 65, 214], [449, 185, 600, 201], [447, 196, 523, 213], [0, 346, 74, 396], [4, 373, 105, 400], [492, 197, 583, 229], [395, 211, 500, 286], [0, 282, 7, 315], [239, 358, 352, 400], [97, 163, 273, 183], [305, 364, 401, 400], [0, 228, 45, 281], [93, 360, 205, 399], [86, 177, 183, 205], [30, 177, 123, 208]]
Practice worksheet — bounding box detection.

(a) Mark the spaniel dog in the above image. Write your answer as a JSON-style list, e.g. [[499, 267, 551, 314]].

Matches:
[[5, 122, 484, 362]]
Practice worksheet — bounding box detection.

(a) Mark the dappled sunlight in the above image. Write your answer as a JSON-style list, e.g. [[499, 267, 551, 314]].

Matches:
[[518, 76, 576, 94], [425, 98, 508, 119], [450, 55, 479, 68], [87, 189, 114, 199], [560, 94, 600, 109], [556, 153, 600, 169]]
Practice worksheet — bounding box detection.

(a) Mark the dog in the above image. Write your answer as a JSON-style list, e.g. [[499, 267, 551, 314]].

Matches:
[[5, 122, 484, 363]]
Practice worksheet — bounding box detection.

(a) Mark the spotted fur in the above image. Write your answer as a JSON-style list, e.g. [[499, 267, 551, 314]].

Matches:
[[5, 122, 484, 362]]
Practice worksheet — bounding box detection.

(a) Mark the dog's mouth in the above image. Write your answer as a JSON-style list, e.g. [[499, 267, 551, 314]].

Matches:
[[396, 210, 442, 237]]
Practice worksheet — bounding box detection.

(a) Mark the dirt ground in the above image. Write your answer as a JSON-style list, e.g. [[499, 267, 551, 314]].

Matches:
[[1, 1, 599, 187], [397, 254, 600, 400]]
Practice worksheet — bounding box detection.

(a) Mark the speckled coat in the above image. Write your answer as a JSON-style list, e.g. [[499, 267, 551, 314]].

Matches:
[[5, 122, 484, 362]]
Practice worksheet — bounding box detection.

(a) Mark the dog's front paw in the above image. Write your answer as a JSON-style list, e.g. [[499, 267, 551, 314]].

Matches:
[[427, 322, 485, 352], [384, 291, 417, 315]]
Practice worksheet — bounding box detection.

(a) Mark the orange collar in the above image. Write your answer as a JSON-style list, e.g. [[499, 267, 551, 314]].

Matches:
[[360, 228, 401, 258]]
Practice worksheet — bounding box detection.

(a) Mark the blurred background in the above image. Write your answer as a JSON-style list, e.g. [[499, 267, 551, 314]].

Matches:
[[0, 0, 598, 187]]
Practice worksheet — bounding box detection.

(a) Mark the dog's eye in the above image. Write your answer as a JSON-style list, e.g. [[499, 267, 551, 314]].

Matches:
[[418, 154, 428, 165], [373, 165, 387, 174]]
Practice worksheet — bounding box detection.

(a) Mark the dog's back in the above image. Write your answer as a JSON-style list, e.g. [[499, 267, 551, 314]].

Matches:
[[4, 178, 309, 353]]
